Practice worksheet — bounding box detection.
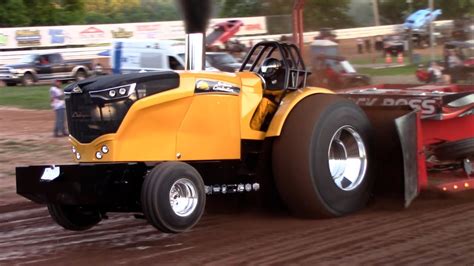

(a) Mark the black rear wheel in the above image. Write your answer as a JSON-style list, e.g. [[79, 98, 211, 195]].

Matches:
[[272, 94, 373, 218], [47, 204, 101, 231]]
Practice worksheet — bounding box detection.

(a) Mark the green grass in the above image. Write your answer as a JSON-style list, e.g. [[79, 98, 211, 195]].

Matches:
[[358, 64, 419, 76], [0, 85, 51, 109]]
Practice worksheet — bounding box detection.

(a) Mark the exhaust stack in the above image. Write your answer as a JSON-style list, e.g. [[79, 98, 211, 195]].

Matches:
[[177, 0, 212, 71], [185, 33, 205, 71]]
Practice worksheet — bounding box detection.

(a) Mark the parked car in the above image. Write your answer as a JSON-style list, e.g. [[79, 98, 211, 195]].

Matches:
[[110, 39, 217, 74], [205, 52, 242, 72], [383, 35, 405, 56], [0, 53, 93, 86], [311, 54, 370, 89]]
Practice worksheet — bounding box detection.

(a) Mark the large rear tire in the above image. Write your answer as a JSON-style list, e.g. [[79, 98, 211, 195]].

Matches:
[[272, 94, 373, 218], [141, 162, 206, 233], [47, 204, 101, 231]]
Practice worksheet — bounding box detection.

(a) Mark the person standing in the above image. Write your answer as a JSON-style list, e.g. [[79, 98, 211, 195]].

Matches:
[[356, 38, 364, 54], [50, 80, 67, 137]]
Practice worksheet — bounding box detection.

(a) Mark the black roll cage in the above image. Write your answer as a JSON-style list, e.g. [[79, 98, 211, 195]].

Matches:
[[238, 41, 309, 91]]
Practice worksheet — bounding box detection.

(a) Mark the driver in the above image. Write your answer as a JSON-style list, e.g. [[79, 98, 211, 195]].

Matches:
[[251, 58, 285, 131], [260, 58, 284, 89]]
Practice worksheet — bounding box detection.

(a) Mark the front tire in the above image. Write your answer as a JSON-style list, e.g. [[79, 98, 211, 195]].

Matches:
[[272, 94, 373, 218], [21, 73, 34, 86], [47, 204, 101, 231], [75, 70, 87, 81], [141, 162, 206, 233]]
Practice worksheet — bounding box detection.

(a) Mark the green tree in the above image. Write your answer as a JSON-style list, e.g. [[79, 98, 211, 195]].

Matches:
[[220, 0, 263, 17], [302, 0, 354, 30], [220, 0, 354, 31], [0, 0, 31, 27], [50, 0, 86, 25]]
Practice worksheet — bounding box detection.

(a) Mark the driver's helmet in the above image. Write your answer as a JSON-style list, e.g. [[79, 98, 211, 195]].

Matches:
[[260, 58, 282, 78]]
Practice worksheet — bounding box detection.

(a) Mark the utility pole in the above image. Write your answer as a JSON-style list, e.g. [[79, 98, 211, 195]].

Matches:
[[372, 0, 380, 26], [407, 0, 413, 64], [429, 0, 435, 61], [407, 0, 413, 13]]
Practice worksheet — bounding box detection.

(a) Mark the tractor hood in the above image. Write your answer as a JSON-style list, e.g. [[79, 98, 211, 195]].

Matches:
[[65, 71, 180, 93]]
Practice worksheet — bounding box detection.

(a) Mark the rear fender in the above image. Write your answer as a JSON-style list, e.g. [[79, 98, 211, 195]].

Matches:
[[363, 106, 422, 207], [266, 87, 333, 137]]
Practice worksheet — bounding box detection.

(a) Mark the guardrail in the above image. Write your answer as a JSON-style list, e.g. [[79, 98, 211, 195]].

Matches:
[[0, 20, 453, 65], [237, 20, 453, 44]]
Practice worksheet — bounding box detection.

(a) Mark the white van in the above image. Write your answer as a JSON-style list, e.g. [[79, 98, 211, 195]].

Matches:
[[110, 39, 216, 74]]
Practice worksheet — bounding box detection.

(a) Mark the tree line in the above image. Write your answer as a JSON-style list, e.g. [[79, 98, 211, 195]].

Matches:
[[0, 0, 472, 29]]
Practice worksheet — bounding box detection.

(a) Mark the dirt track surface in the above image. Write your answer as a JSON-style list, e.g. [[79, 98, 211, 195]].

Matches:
[[1, 108, 474, 264]]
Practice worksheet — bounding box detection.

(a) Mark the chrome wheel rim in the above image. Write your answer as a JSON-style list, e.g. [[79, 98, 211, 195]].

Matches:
[[328, 125, 367, 191], [169, 178, 198, 217]]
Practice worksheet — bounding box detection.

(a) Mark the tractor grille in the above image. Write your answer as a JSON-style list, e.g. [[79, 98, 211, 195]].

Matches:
[[66, 92, 133, 143]]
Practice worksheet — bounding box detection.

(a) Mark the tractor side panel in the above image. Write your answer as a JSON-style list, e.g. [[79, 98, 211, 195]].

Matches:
[[176, 94, 241, 160], [115, 97, 194, 161]]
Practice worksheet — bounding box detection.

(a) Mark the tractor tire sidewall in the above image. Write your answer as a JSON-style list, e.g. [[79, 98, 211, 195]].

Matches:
[[47, 204, 101, 231], [310, 98, 373, 215], [273, 94, 373, 218], [141, 162, 206, 233]]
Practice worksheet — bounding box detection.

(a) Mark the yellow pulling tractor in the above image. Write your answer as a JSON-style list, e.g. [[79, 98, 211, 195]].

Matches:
[[16, 41, 378, 233]]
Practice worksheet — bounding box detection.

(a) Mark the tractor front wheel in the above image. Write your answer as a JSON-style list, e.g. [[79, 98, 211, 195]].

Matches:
[[141, 162, 206, 233]]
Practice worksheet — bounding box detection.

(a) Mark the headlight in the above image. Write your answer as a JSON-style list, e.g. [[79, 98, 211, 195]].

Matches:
[[108, 90, 116, 97], [89, 83, 136, 101], [101, 145, 109, 154]]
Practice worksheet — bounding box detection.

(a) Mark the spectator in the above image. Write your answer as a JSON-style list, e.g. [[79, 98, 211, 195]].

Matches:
[[50, 80, 67, 137], [364, 39, 372, 53], [375, 36, 383, 51], [445, 49, 463, 83], [40, 56, 49, 65], [427, 62, 443, 83], [356, 38, 363, 54]]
